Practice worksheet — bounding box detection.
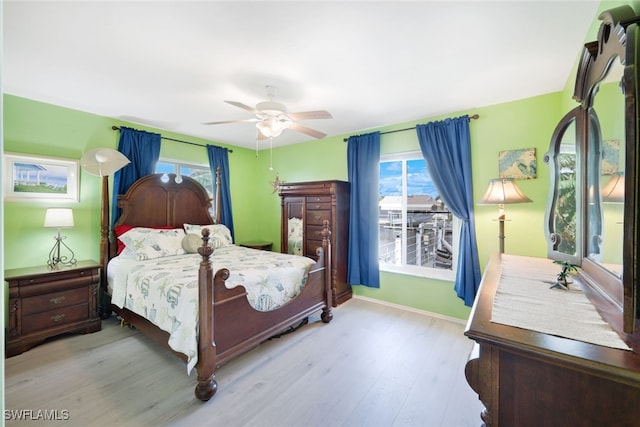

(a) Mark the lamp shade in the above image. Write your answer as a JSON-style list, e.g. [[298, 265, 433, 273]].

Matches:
[[602, 172, 625, 203], [80, 148, 130, 177], [44, 208, 74, 228], [478, 178, 532, 205]]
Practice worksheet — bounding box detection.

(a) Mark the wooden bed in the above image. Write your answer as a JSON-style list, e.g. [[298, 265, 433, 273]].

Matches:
[[99, 172, 333, 401]]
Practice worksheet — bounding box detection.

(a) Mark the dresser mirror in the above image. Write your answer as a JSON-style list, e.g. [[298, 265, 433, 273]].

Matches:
[[545, 6, 640, 333], [544, 108, 581, 263]]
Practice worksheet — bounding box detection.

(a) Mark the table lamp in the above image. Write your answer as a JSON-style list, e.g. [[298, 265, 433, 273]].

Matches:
[[478, 177, 532, 253], [45, 208, 76, 268]]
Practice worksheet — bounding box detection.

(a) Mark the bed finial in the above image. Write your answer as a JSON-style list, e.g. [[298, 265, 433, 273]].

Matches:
[[198, 228, 214, 260]]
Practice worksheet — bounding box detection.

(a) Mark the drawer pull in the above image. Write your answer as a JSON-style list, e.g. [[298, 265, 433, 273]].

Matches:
[[51, 314, 65, 322], [314, 215, 321, 221], [50, 296, 66, 304]]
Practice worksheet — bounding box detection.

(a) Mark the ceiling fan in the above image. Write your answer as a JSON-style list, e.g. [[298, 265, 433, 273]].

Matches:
[[203, 87, 332, 139]]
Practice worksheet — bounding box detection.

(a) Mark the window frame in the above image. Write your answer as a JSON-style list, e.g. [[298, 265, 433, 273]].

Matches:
[[379, 151, 458, 282]]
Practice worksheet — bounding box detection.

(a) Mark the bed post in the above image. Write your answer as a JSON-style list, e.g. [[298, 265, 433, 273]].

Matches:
[[99, 175, 111, 319], [195, 228, 218, 401], [214, 167, 222, 224], [321, 220, 333, 323]]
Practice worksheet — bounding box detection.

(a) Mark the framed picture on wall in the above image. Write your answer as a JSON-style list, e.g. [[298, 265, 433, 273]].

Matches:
[[601, 139, 620, 175], [498, 147, 537, 179], [3, 152, 79, 202]]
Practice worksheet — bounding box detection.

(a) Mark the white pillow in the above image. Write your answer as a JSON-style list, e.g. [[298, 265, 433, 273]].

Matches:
[[119, 227, 186, 260], [182, 233, 202, 254], [184, 223, 233, 247]]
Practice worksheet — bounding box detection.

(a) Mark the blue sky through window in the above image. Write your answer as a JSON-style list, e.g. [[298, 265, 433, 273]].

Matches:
[[379, 159, 438, 198]]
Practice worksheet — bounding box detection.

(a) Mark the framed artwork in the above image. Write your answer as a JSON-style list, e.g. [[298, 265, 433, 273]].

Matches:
[[3, 152, 79, 202], [601, 139, 620, 175], [498, 148, 537, 179]]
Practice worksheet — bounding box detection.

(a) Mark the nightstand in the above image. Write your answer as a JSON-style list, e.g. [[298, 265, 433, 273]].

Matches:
[[5, 260, 102, 357], [239, 241, 273, 251]]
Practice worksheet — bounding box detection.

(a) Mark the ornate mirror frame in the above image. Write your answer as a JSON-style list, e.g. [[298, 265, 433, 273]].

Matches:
[[545, 6, 640, 333]]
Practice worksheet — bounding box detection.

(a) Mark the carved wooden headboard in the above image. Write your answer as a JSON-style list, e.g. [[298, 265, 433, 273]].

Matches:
[[99, 170, 222, 286]]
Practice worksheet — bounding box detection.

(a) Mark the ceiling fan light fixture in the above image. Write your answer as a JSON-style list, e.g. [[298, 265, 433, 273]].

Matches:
[[257, 117, 286, 138]]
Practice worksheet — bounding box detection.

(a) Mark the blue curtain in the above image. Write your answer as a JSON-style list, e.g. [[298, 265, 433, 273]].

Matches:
[[416, 116, 482, 306], [347, 131, 381, 288], [111, 127, 161, 226], [206, 145, 235, 240]]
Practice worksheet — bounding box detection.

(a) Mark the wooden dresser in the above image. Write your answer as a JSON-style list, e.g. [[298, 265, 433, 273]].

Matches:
[[464, 254, 640, 426], [279, 180, 351, 306], [5, 260, 102, 357]]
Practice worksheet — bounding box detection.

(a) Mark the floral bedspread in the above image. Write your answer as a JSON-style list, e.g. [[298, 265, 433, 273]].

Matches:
[[109, 246, 314, 374]]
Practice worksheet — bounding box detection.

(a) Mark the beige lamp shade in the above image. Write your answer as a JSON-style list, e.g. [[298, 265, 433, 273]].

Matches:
[[44, 208, 74, 228], [602, 172, 625, 203], [81, 148, 130, 177], [478, 178, 533, 205]]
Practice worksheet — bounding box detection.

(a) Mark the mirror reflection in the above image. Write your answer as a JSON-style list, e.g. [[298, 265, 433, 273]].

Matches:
[[591, 63, 625, 277], [553, 118, 578, 257]]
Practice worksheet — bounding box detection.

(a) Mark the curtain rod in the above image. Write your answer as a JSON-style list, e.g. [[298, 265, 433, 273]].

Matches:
[[342, 113, 479, 142], [111, 125, 233, 153]]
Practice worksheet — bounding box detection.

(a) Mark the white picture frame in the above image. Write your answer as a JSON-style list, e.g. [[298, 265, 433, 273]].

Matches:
[[3, 152, 80, 202]]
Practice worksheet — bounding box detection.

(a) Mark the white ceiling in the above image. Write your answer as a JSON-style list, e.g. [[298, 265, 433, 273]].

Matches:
[[3, 1, 601, 149]]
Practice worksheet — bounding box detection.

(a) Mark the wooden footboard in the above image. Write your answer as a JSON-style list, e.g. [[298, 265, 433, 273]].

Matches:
[[109, 221, 333, 401], [194, 222, 332, 401]]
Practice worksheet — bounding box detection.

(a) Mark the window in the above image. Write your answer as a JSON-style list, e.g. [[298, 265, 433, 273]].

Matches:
[[379, 152, 457, 280], [155, 160, 216, 216]]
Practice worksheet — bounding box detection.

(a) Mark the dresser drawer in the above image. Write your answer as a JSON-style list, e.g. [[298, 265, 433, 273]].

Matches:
[[22, 287, 88, 316], [22, 303, 89, 334], [306, 224, 329, 241], [306, 197, 331, 210], [306, 195, 332, 204], [306, 209, 331, 225]]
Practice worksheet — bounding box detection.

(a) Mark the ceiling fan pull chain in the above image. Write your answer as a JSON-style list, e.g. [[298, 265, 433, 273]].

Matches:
[[269, 137, 274, 171]]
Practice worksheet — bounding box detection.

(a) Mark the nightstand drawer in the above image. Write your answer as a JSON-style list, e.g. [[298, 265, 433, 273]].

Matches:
[[18, 270, 95, 297], [22, 288, 87, 316], [22, 303, 89, 334]]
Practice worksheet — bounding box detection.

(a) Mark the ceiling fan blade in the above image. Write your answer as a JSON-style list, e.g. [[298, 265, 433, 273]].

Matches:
[[202, 118, 258, 125], [224, 100, 258, 114], [289, 123, 327, 139], [287, 110, 333, 121]]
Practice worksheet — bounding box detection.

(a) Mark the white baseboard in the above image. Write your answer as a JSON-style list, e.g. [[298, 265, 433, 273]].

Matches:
[[351, 294, 468, 326]]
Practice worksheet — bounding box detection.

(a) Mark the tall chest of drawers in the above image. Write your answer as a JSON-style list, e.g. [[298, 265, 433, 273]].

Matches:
[[279, 180, 351, 306], [5, 260, 102, 356]]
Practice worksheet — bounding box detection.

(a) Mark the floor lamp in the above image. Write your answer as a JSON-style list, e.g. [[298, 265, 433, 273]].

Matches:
[[80, 148, 130, 294], [478, 178, 532, 254]]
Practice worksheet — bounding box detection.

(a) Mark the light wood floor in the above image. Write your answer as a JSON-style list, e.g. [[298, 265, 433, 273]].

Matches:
[[4, 298, 484, 427]]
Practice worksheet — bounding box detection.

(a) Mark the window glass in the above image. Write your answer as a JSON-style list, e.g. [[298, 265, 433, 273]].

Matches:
[[379, 153, 456, 278], [155, 160, 215, 217]]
